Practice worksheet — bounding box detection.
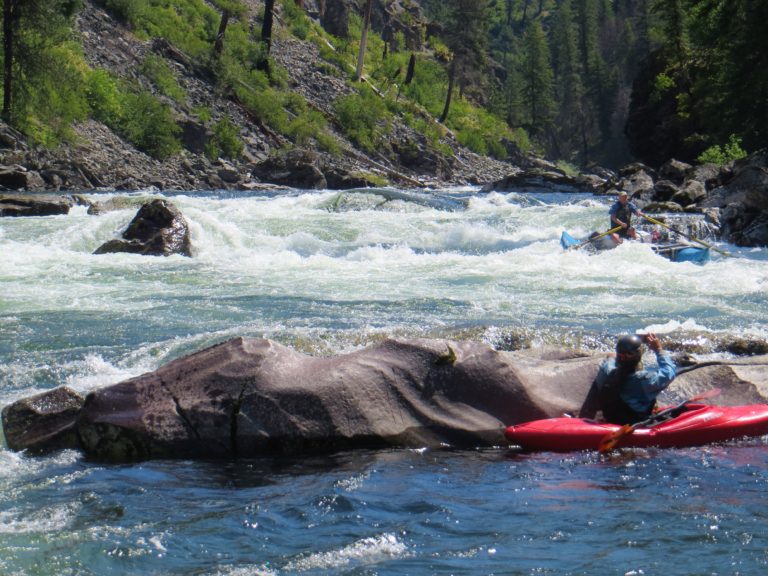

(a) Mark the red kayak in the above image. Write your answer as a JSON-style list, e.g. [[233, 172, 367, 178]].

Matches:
[[505, 403, 768, 452]]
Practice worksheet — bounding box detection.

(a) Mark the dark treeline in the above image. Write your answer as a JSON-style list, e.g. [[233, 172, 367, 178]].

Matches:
[[422, 0, 766, 167]]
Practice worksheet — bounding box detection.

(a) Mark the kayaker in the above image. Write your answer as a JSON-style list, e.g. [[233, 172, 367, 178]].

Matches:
[[609, 191, 644, 244], [578, 333, 676, 424]]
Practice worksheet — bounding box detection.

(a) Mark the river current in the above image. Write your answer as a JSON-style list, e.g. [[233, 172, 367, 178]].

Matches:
[[1, 187, 767, 575]]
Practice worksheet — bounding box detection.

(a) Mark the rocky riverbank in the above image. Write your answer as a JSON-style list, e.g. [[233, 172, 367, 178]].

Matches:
[[0, 2, 518, 195]]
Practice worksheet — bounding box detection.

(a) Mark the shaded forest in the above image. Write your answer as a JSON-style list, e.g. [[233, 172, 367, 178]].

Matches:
[[422, 0, 766, 167]]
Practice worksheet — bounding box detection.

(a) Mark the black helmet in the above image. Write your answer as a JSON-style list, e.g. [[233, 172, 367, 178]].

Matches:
[[616, 334, 643, 356]]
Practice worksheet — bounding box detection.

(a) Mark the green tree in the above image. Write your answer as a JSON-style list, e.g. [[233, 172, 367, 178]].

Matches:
[[2, 0, 84, 132], [355, 0, 373, 80], [211, 0, 246, 60], [550, 0, 588, 160], [686, 0, 768, 152], [520, 20, 555, 139], [438, 0, 489, 123]]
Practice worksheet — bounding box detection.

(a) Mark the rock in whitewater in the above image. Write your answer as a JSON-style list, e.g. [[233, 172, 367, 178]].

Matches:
[[1, 387, 85, 453], [93, 198, 192, 257], [3, 338, 768, 462], [0, 193, 73, 216], [55, 338, 603, 461]]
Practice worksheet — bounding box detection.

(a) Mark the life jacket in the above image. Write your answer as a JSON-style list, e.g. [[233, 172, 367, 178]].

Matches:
[[613, 203, 633, 237], [598, 365, 647, 424]]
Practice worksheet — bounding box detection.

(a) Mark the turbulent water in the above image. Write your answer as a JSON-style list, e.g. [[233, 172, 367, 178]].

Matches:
[[1, 187, 767, 575]]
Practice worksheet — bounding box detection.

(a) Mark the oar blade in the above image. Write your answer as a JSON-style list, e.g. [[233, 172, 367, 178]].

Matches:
[[598, 424, 633, 453]]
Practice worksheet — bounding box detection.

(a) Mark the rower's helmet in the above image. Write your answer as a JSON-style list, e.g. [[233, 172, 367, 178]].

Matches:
[[616, 334, 643, 363]]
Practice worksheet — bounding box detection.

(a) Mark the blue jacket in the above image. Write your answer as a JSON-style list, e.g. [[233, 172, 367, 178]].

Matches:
[[594, 351, 677, 414]]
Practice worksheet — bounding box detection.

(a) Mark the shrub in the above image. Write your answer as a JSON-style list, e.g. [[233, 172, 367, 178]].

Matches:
[[334, 86, 391, 154], [140, 54, 186, 103], [697, 134, 748, 165], [86, 68, 125, 126], [206, 116, 243, 160], [16, 41, 91, 146], [121, 90, 181, 159]]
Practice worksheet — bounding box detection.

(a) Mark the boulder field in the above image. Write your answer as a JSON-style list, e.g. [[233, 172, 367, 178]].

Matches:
[[3, 337, 768, 462]]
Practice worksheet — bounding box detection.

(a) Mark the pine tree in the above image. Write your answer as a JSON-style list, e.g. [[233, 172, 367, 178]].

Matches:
[[2, 0, 81, 126], [520, 20, 555, 139], [550, 0, 588, 160], [438, 0, 490, 123]]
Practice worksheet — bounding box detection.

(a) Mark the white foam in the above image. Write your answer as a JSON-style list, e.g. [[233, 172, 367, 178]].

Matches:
[[0, 502, 81, 533], [283, 532, 409, 571]]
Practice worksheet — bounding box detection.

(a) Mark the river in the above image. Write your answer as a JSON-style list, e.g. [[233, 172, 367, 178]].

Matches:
[[1, 187, 767, 575]]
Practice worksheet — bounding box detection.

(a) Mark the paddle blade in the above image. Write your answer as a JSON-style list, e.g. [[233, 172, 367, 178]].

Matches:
[[691, 387, 722, 402], [598, 424, 633, 453]]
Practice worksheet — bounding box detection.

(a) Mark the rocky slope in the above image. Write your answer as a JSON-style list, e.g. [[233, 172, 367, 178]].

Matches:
[[0, 1, 518, 193]]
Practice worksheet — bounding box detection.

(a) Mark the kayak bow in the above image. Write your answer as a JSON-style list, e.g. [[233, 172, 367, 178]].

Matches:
[[505, 404, 768, 452]]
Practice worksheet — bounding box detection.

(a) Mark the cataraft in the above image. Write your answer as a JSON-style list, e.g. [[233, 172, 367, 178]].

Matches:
[[560, 212, 730, 264], [560, 228, 711, 264], [505, 398, 768, 453]]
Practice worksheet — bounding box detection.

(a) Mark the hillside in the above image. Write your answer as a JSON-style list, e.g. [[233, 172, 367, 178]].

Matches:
[[0, 0, 520, 193]]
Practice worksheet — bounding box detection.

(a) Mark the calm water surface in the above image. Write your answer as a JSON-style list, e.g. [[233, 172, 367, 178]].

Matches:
[[1, 187, 767, 574]]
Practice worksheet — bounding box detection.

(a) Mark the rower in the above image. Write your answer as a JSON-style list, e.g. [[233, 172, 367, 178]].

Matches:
[[609, 190, 644, 244]]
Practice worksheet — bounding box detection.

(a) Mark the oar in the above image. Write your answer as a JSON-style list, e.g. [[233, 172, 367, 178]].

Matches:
[[641, 214, 730, 257], [597, 387, 722, 453], [570, 226, 622, 250]]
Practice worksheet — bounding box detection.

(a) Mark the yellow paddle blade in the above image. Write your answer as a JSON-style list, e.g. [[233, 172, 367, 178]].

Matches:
[[598, 424, 634, 453]]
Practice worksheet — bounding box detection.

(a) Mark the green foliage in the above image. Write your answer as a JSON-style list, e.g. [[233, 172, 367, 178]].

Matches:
[[652, 72, 675, 100], [696, 134, 747, 166], [521, 21, 555, 136], [98, 0, 218, 59], [334, 86, 392, 154], [448, 100, 513, 159], [120, 90, 181, 159], [400, 109, 451, 156], [287, 109, 327, 146], [83, 67, 181, 159], [279, 0, 311, 39], [140, 54, 186, 103], [86, 68, 125, 126], [193, 105, 212, 123], [3, 0, 90, 144], [555, 160, 579, 177], [205, 116, 243, 160], [99, 0, 148, 25]]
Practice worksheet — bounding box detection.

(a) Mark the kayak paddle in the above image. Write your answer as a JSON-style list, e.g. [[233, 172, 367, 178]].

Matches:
[[641, 213, 730, 257], [570, 226, 622, 250], [597, 387, 722, 453]]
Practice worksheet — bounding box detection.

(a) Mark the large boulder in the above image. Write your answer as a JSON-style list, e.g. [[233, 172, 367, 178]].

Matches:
[[93, 199, 192, 256], [699, 153, 768, 246], [3, 338, 768, 462], [74, 338, 601, 461]]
